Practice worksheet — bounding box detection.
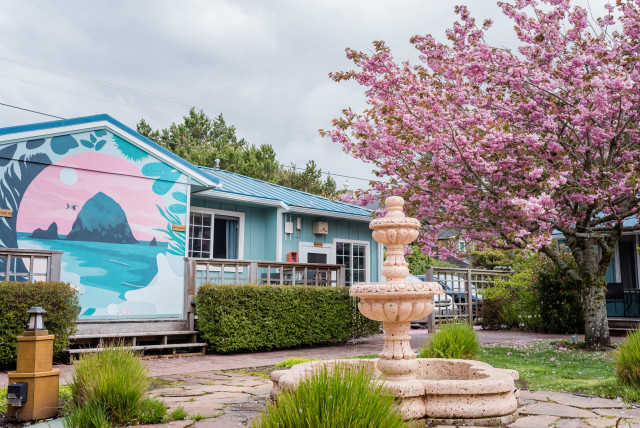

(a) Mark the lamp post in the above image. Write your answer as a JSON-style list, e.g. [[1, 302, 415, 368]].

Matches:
[[7, 306, 60, 421]]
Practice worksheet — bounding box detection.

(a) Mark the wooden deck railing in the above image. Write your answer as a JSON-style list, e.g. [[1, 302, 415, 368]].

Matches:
[[185, 258, 347, 291], [0, 248, 63, 282]]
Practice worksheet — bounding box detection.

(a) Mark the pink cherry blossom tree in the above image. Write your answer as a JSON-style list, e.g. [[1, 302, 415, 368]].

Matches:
[[324, 0, 640, 349]]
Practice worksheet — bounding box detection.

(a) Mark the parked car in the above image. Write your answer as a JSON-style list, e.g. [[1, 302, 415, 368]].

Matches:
[[415, 274, 483, 304], [405, 274, 457, 316]]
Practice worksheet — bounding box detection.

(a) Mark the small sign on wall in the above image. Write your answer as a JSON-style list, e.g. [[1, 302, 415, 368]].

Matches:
[[0, 209, 12, 218], [171, 224, 187, 232], [314, 242, 324, 248]]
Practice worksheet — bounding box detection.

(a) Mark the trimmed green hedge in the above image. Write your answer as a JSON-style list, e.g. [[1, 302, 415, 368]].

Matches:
[[0, 281, 79, 367], [196, 284, 381, 353]]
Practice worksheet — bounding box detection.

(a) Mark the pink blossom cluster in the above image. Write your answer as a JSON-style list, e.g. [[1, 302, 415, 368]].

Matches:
[[325, 0, 640, 259]]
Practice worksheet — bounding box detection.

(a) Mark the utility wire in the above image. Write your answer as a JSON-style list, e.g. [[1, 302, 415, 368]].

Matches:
[[0, 100, 375, 183], [0, 56, 320, 136], [0, 102, 64, 119]]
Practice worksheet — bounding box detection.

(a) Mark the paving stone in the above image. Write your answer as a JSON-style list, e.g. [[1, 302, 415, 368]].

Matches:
[[519, 390, 552, 401], [583, 417, 625, 428], [507, 415, 559, 428], [152, 387, 189, 396], [158, 395, 227, 416], [191, 412, 251, 427], [155, 388, 208, 397], [519, 402, 598, 418], [209, 391, 252, 400], [518, 398, 539, 406], [132, 420, 194, 428], [241, 386, 272, 396], [593, 408, 640, 419], [555, 419, 594, 428], [187, 385, 249, 395], [548, 392, 625, 409]]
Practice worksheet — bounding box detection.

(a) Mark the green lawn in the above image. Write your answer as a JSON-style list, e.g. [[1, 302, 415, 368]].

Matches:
[[478, 340, 640, 402]]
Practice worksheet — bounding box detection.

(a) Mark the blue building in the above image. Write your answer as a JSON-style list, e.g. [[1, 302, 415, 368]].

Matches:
[[0, 115, 380, 333]]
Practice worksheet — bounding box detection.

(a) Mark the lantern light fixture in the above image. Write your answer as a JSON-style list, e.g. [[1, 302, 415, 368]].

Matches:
[[26, 306, 46, 331]]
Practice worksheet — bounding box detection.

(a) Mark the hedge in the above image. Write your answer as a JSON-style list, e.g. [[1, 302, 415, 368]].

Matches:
[[196, 283, 381, 353], [0, 281, 79, 367]]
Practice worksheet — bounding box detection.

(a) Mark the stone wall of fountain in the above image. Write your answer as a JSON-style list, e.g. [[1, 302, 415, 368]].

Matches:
[[270, 196, 519, 426]]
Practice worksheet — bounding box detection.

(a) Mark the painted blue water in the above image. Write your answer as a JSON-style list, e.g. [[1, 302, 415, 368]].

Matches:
[[17, 233, 167, 316]]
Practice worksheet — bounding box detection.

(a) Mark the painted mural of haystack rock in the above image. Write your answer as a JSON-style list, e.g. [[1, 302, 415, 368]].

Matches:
[[65, 192, 138, 244], [30, 222, 59, 239]]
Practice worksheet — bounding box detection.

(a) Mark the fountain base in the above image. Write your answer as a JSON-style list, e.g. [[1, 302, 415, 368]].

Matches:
[[270, 358, 519, 425]]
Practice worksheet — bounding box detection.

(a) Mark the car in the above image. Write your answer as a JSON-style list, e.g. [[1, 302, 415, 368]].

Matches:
[[405, 274, 457, 316], [415, 274, 483, 304]]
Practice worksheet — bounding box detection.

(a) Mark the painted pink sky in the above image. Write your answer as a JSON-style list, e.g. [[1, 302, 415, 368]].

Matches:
[[17, 153, 171, 241]]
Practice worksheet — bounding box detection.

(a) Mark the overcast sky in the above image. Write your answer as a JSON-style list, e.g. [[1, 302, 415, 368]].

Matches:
[[0, 0, 609, 189]]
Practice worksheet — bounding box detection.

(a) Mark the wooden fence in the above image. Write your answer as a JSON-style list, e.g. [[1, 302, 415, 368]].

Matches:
[[425, 266, 512, 325]]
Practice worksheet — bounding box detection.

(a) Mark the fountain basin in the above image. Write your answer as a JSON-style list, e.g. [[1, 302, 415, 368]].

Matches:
[[270, 358, 519, 425]]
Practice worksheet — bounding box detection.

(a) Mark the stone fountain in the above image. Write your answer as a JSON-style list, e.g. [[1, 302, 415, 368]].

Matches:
[[270, 197, 519, 426]]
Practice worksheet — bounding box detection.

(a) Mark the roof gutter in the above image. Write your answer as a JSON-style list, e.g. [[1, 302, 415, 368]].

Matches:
[[196, 189, 290, 210], [288, 206, 372, 222]]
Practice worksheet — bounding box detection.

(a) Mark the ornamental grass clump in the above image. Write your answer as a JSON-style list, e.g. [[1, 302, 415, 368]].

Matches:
[[616, 328, 640, 387], [418, 320, 480, 359], [64, 346, 166, 427], [254, 364, 408, 428]]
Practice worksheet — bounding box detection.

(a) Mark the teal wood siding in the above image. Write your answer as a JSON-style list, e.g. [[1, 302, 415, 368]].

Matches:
[[280, 213, 379, 282], [190, 197, 276, 261]]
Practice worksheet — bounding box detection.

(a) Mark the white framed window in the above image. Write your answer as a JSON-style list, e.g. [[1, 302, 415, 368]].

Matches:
[[334, 239, 369, 286], [188, 208, 245, 259]]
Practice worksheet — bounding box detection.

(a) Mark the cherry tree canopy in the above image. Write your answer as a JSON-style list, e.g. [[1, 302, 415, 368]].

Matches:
[[326, 0, 640, 263]]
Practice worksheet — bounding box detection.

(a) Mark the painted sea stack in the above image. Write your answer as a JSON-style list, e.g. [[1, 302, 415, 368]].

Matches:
[[65, 192, 138, 244], [30, 222, 59, 239]]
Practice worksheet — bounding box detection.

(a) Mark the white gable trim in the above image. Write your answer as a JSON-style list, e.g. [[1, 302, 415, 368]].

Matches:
[[0, 121, 218, 189]]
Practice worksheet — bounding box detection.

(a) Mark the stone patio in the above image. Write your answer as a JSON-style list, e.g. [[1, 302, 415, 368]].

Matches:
[[128, 369, 640, 428]]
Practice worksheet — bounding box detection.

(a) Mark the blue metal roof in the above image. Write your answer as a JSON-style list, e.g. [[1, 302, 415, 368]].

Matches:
[[0, 114, 219, 188], [199, 167, 373, 219]]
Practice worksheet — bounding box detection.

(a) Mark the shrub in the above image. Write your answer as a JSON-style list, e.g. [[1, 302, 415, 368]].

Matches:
[[254, 364, 408, 428], [407, 245, 456, 275], [616, 328, 640, 387], [196, 284, 380, 353], [64, 346, 164, 427], [534, 254, 584, 334], [480, 255, 541, 330], [418, 320, 480, 359], [0, 281, 79, 367]]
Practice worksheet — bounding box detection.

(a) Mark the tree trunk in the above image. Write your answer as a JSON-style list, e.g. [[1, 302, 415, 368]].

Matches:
[[581, 277, 610, 350], [569, 238, 612, 350]]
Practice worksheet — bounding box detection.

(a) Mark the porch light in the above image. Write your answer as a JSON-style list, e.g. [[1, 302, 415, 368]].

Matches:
[[26, 306, 46, 331]]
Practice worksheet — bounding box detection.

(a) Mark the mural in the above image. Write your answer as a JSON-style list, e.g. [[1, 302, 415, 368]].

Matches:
[[0, 130, 188, 319]]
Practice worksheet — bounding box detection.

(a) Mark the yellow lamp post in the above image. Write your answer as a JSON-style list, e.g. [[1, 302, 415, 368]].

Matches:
[[7, 306, 60, 421]]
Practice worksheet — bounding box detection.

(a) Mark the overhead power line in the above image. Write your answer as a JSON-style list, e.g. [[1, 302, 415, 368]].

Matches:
[[0, 56, 321, 137], [0, 102, 64, 119], [0, 101, 374, 183]]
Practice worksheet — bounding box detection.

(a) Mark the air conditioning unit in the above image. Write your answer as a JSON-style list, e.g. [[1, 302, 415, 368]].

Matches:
[[312, 222, 328, 235]]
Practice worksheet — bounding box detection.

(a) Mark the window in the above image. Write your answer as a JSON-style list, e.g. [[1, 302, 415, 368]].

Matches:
[[188, 209, 242, 259], [336, 241, 367, 286]]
